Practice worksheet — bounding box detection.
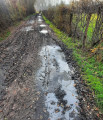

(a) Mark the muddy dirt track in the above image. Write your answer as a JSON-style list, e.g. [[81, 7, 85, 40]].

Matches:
[[0, 14, 102, 120]]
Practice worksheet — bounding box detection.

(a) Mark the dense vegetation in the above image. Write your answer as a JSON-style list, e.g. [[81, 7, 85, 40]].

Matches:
[[43, 0, 103, 112], [0, 0, 35, 40]]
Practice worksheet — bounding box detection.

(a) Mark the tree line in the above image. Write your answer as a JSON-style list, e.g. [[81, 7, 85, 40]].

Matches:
[[0, 0, 35, 33]]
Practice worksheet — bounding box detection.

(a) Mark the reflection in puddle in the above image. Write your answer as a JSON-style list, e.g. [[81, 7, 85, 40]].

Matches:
[[27, 20, 34, 24], [40, 29, 48, 34], [37, 45, 79, 119], [38, 19, 43, 22], [40, 24, 46, 28], [45, 93, 63, 120], [38, 16, 42, 18], [22, 26, 33, 32]]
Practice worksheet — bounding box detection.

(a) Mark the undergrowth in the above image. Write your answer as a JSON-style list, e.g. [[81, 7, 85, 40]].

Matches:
[[0, 30, 11, 42], [43, 15, 103, 112], [0, 14, 35, 42], [73, 13, 97, 47]]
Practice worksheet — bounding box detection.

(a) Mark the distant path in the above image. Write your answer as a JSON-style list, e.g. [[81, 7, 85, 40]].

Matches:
[[0, 14, 100, 120]]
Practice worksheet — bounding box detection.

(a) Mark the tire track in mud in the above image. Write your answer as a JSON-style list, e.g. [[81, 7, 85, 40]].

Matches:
[[0, 15, 44, 120], [0, 14, 102, 120], [36, 44, 80, 120], [35, 15, 81, 120]]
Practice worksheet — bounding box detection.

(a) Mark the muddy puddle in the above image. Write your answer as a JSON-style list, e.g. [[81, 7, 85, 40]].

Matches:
[[27, 20, 34, 24], [21, 26, 34, 32], [38, 18, 43, 22], [38, 15, 42, 18], [38, 15, 43, 24], [40, 29, 48, 34], [37, 45, 80, 120], [40, 24, 46, 28]]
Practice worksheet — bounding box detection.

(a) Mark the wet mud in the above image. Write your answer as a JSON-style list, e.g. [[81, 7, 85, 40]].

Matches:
[[37, 45, 80, 119], [0, 14, 102, 120]]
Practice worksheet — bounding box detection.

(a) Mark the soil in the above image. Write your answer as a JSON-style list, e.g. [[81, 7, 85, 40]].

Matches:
[[0, 14, 102, 120]]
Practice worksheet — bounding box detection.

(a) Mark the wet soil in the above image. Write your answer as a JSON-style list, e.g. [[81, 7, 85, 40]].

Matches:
[[0, 14, 102, 120]]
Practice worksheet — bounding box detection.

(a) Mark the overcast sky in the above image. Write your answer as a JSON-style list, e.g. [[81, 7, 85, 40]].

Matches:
[[34, 0, 71, 11], [34, 0, 103, 11]]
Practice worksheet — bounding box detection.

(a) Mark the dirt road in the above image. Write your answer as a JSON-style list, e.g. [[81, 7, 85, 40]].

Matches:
[[0, 14, 101, 120]]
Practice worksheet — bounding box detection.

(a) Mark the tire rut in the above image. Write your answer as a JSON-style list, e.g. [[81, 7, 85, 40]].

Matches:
[[0, 14, 102, 120]]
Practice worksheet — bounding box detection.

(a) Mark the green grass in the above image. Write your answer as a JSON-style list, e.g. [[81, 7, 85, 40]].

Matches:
[[87, 14, 97, 41], [43, 15, 103, 111], [0, 30, 11, 42]]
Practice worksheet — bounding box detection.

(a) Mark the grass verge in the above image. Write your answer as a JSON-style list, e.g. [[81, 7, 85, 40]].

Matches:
[[43, 15, 103, 112], [0, 30, 11, 42]]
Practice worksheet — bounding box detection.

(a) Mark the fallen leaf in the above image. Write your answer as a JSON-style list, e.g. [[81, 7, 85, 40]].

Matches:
[[40, 115, 43, 119], [74, 84, 76, 87], [0, 110, 2, 112], [72, 94, 74, 96], [36, 91, 41, 95], [25, 88, 29, 91], [75, 103, 78, 106], [97, 113, 99, 117], [55, 109, 60, 113], [95, 107, 99, 111]]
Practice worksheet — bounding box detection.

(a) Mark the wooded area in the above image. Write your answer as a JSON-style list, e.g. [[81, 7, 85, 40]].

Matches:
[[0, 0, 35, 33]]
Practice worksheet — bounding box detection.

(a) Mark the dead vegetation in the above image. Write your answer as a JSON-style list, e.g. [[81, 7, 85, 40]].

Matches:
[[0, 0, 36, 33], [43, 0, 103, 61]]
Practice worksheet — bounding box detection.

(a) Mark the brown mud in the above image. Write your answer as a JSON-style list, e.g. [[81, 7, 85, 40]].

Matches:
[[0, 14, 102, 120]]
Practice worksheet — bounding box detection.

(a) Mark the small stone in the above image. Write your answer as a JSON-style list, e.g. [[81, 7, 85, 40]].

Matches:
[[28, 117, 31, 120], [69, 110, 75, 118], [51, 101, 55, 105], [61, 103, 64, 108], [66, 105, 72, 111], [36, 91, 41, 95], [45, 92, 48, 96], [70, 104, 73, 106], [36, 97, 39, 101]]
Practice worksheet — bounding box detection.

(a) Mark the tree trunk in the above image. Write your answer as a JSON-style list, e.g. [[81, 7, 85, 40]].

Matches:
[[91, 6, 103, 47], [82, 13, 91, 49]]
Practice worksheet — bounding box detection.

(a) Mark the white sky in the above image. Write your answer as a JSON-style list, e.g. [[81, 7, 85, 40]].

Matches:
[[34, 0, 103, 11]]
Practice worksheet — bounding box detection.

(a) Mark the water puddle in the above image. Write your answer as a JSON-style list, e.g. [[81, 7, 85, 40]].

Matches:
[[40, 24, 46, 28], [45, 93, 63, 120], [38, 15, 42, 18], [38, 18, 43, 22], [22, 26, 34, 32], [27, 20, 34, 24], [37, 45, 79, 119], [40, 29, 48, 34]]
